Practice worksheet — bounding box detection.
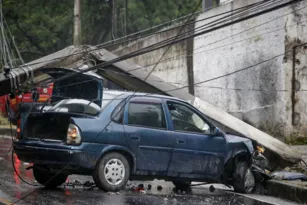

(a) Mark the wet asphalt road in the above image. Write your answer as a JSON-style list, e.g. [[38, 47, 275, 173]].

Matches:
[[0, 136, 300, 205]]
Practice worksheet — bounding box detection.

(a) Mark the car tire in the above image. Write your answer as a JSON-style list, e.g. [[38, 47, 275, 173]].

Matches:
[[172, 180, 191, 190], [233, 162, 255, 194], [93, 152, 130, 192], [33, 164, 68, 189]]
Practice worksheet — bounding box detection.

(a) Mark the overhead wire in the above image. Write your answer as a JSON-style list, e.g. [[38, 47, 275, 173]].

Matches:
[[52, 0, 301, 84], [10, 1, 204, 204], [6, 0, 305, 91], [103, 1, 266, 50], [126, 12, 307, 72], [36, 0, 307, 93], [126, 0, 306, 73], [10, 37, 301, 204], [40, 36, 307, 101], [11, 1, 302, 203], [9, 0, 273, 70]]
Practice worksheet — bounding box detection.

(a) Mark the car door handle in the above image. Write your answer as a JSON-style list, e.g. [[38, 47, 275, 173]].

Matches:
[[177, 140, 186, 144], [131, 136, 140, 141]]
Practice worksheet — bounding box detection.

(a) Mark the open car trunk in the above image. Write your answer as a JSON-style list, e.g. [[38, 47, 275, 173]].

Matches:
[[41, 68, 104, 106], [23, 113, 81, 141], [16, 68, 104, 116]]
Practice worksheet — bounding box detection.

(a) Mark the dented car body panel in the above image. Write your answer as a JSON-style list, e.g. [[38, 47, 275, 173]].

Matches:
[[14, 90, 255, 183]]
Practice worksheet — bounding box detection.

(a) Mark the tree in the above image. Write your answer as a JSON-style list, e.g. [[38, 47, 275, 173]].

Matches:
[[2, 0, 201, 63]]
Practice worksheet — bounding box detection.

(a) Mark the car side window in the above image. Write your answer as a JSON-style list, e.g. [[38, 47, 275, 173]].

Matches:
[[167, 101, 210, 134], [111, 100, 126, 124], [128, 102, 166, 129]]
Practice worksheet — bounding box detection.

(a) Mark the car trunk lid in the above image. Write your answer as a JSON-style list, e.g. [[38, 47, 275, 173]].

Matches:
[[41, 67, 104, 107]]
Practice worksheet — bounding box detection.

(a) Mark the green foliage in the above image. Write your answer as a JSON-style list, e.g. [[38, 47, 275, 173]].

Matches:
[[3, 0, 201, 62], [285, 136, 307, 145]]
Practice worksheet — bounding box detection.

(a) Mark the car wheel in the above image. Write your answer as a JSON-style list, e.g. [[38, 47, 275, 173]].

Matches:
[[233, 162, 255, 194], [172, 180, 191, 190], [93, 152, 130, 192], [33, 164, 68, 189]]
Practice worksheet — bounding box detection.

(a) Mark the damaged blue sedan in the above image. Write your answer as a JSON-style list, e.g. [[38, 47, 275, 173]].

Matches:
[[13, 71, 266, 193]]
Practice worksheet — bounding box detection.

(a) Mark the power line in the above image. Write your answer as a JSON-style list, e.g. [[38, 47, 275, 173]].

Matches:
[[11, 0, 271, 70], [143, 0, 203, 82], [53, 69, 307, 93], [9, 46, 301, 203], [126, 18, 307, 73], [35, 2, 307, 94], [127, 0, 306, 73], [161, 52, 291, 93], [54, 0, 294, 84], [109, 1, 268, 51], [11, 1, 302, 203], [10, 1, 204, 204]]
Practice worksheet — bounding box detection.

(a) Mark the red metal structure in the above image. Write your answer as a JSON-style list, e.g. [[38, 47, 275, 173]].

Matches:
[[0, 83, 53, 117]]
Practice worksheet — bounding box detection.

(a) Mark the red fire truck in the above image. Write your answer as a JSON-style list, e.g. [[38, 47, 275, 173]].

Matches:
[[0, 83, 54, 117]]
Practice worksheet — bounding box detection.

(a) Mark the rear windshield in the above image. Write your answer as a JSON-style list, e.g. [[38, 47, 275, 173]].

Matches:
[[52, 76, 101, 105], [47, 92, 125, 116]]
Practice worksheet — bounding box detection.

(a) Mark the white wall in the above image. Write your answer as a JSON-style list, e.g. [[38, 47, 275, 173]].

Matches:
[[193, 0, 307, 140], [113, 26, 191, 93], [112, 0, 307, 140]]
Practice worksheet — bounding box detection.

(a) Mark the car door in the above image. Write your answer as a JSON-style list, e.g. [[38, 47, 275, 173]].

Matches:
[[123, 96, 174, 175], [165, 100, 227, 180]]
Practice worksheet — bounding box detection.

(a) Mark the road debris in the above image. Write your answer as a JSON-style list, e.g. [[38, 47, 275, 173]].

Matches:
[[131, 186, 145, 192], [209, 185, 215, 192], [271, 171, 307, 181], [63, 180, 96, 190], [147, 184, 152, 190]]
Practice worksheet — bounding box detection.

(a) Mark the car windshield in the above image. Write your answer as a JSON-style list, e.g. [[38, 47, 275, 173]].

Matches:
[[48, 92, 124, 115]]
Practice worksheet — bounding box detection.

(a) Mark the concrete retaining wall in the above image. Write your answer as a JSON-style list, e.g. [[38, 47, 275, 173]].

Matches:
[[111, 0, 307, 141]]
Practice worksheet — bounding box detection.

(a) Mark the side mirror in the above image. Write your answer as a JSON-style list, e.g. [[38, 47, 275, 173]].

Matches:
[[211, 127, 221, 136]]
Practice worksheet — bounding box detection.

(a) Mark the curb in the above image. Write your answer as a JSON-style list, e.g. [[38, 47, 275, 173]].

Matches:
[[258, 180, 307, 203]]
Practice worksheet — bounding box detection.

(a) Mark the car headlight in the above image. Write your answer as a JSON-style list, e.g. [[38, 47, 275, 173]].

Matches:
[[67, 124, 81, 145], [256, 145, 265, 154]]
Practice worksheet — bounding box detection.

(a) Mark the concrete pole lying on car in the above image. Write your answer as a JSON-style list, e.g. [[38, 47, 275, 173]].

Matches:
[[0, 45, 302, 167], [90, 46, 302, 166]]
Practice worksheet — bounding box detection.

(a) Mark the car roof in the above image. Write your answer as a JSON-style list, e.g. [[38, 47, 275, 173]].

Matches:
[[103, 89, 187, 103]]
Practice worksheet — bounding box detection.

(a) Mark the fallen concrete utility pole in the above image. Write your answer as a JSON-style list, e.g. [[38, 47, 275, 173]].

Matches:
[[90, 47, 302, 166], [0, 46, 302, 167]]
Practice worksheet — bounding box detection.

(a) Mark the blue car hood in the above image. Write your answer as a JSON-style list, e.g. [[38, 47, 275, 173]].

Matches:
[[225, 134, 254, 154]]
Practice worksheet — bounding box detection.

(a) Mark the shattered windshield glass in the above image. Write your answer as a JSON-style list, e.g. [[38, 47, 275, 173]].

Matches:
[[48, 92, 124, 115]]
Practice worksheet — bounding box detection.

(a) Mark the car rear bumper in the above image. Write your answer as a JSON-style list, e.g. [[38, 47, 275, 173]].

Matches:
[[13, 142, 100, 171]]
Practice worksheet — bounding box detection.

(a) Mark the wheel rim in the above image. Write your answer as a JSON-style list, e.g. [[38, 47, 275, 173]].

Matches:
[[244, 168, 255, 192], [103, 158, 125, 186]]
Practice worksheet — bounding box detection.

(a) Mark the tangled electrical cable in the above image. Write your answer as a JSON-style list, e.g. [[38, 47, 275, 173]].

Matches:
[[8, 0, 304, 204], [7, 0, 274, 71], [51, 0, 301, 85]]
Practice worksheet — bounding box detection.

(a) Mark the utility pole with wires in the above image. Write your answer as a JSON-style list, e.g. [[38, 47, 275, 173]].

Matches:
[[73, 0, 81, 46]]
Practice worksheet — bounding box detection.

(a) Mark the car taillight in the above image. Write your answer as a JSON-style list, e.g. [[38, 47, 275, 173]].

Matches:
[[14, 120, 21, 141], [14, 127, 21, 141], [66, 124, 81, 145]]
